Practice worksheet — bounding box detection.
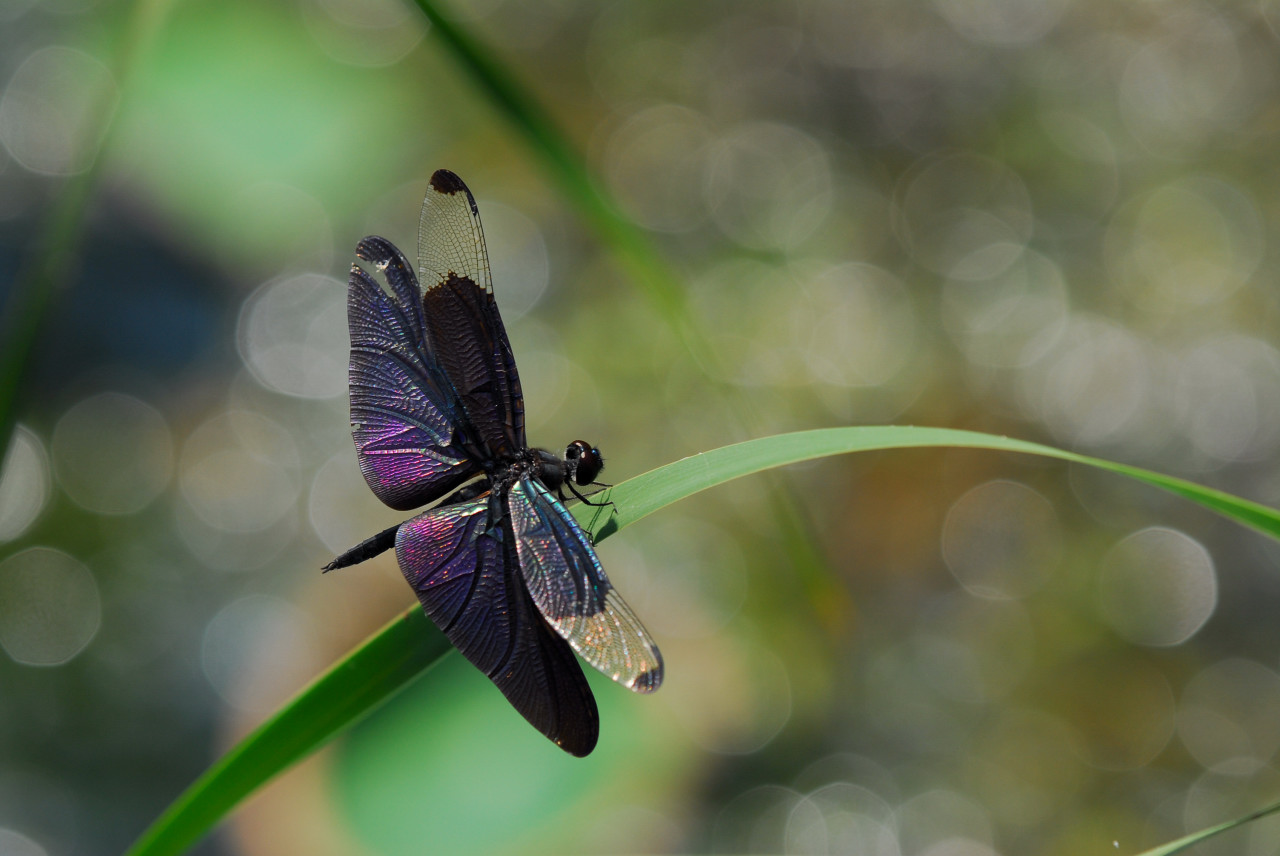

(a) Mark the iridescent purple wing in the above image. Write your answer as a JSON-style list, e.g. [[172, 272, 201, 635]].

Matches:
[[416, 169, 525, 460], [347, 237, 480, 510], [395, 495, 599, 756], [510, 476, 664, 693]]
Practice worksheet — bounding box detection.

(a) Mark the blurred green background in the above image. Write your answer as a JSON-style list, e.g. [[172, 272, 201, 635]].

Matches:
[[5, 1, 1280, 854]]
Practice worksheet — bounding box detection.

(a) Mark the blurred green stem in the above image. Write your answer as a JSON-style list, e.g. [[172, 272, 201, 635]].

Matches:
[[0, 0, 171, 456], [124, 608, 451, 856], [124, 426, 1280, 856], [409, 2, 693, 349], [1132, 794, 1280, 855], [410, 0, 844, 628]]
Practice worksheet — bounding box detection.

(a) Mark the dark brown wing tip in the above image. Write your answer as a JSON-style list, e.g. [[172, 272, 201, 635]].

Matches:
[[632, 664, 663, 694], [429, 169, 468, 195], [558, 730, 599, 757], [428, 169, 479, 216]]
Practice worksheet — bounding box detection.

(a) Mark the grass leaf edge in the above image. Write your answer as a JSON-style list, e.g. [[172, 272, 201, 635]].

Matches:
[[125, 425, 1280, 856]]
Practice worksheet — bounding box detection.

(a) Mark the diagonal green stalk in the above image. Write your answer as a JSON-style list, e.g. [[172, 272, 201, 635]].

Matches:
[[410, 0, 841, 629], [124, 607, 450, 856], [0, 0, 172, 458], [580, 427, 1280, 542], [125, 426, 1280, 856], [408, 1, 691, 343], [1131, 795, 1280, 855]]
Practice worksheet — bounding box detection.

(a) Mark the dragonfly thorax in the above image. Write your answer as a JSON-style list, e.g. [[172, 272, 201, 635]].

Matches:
[[518, 441, 604, 493]]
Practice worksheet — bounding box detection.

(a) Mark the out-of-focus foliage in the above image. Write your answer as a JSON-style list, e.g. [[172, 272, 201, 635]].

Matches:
[[4, 1, 1280, 855], [121, 427, 1280, 856]]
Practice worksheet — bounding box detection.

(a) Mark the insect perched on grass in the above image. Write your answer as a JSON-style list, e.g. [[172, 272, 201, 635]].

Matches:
[[324, 169, 663, 756]]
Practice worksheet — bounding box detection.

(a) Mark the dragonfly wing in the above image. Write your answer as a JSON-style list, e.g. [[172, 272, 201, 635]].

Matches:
[[416, 169, 525, 459], [395, 495, 599, 756], [347, 237, 479, 510], [510, 476, 664, 693]]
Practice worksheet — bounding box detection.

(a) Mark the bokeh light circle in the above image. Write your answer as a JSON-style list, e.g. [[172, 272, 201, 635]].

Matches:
[[0, 547, 100, 666], [784, 782, 899, 856], [1177, 658, 1280, 770], [896, 152, 1033, 277], [942, 248, 1070, 370], [1183, 760, 1280, 856], [912, 594, 1035, 704], [238, 272, 347, 399], [704, 121, 833, 251], [0, 46, 115, 175], [933, 0, 1069, 46], [0, 828, 46, 856], [1117, 10, 1245, 156], [896, 789, 994, 854], [300, 0, 427, 67], [1025, 315, 1166, 451], [52, 392, 173, 515], [942, 480, 1062, 600], [1097, 527, 1216, 647], [178, 410, 299, 533], [604, 103, 712, 233], [803, 263, 916, 387], [712, 785, 806, 855], [201, 594, 316, 713], [0, 426, 50, 541], [1175, 335, 1280, 465], [1105, 177, 1262, 314]]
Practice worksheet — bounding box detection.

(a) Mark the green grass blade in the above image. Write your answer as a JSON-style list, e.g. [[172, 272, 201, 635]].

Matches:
[[1132, 795, 1280, 855], [123, 608, 450, 856], [580, 426, 1280, 541], [408, 0, 691, 341], [410, 0, 842, 639], [124, 426, 1280, 855]]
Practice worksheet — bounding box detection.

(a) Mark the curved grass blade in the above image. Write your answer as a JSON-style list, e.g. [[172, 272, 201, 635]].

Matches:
[[581, 426, 1280, 541], [410, 0, 843, 636], [125, 426, 1280, 856], [1132, 795, 1280, 855], [124, 608, 450, 856], [408, 0, 689, 339]]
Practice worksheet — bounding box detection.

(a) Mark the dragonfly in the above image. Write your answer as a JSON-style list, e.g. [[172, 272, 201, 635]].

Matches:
[[324, 169, 663, 756]]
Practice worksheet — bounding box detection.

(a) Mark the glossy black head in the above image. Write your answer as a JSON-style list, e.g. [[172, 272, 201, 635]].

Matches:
[[564, 440, 604, 486]]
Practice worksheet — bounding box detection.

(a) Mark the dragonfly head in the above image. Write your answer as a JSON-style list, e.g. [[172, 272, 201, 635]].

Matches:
[[564, 440, 604, 486]]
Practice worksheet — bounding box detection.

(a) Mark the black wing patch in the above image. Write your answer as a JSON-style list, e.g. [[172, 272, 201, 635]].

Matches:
[[395, 495, 599, 756], [416, 169, 526, 461]]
